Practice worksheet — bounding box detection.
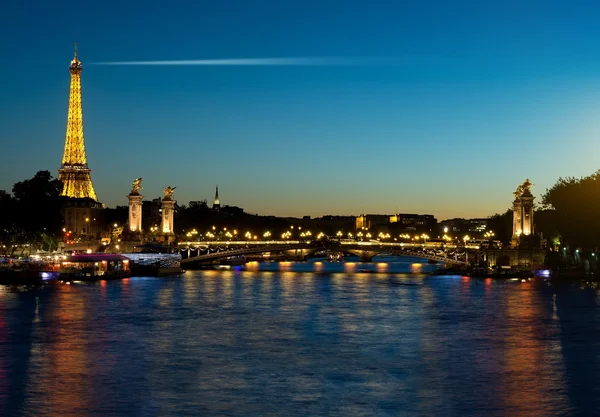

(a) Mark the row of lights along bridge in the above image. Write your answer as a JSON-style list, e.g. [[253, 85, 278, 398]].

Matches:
[[183, 225, 496, 248]]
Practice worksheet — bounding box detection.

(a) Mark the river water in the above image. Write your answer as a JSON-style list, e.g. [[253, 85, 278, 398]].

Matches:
[[0, 257, 599, 416]]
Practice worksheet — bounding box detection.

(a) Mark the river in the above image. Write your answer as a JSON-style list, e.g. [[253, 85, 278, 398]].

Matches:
[[0, 257, 599, 416]]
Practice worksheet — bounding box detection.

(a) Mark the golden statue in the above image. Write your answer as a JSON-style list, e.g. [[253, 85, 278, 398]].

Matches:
[[521, 178, 534, 194], [513, 185, 522, 199], [131, 177, 143, 194], [163, 186, 176, 199]]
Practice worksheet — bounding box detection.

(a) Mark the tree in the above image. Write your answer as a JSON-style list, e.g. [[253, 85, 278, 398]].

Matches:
[[487, 209, 513, 244], [0, 190, 16, 250], [12, 170, 62, 201], [542, 170, 600, 248], [534, 208, 561, 249], [8, 171, 63, 241]]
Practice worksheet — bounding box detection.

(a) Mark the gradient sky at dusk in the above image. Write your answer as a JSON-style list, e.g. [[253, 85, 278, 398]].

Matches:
[[2, 0, 600, 219]]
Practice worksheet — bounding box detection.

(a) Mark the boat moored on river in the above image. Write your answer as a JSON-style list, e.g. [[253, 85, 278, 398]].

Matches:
[[60, 254, 131, 280], [122, 244, 183, 276], [469, 265, 533, 279]]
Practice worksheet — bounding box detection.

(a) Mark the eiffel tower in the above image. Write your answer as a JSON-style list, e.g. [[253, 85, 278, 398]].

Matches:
[[58, 42, 98, 201]]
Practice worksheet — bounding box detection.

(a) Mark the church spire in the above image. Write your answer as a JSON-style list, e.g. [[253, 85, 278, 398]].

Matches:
[[213, 185, 220, 211]]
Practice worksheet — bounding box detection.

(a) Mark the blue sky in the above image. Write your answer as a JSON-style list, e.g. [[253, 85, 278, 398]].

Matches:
[[2, 0, 600, 219]]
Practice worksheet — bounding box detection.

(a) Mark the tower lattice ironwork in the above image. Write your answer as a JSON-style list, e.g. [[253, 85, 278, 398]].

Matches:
[[58, 42, 98, 201]]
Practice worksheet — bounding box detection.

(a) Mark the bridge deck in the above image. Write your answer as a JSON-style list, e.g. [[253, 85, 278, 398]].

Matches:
[[181, 242, 470, 266]]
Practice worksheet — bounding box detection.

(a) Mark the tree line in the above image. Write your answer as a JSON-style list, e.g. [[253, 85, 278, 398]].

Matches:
[[540, 170, 600, 249], [0, 171, 64, 254]]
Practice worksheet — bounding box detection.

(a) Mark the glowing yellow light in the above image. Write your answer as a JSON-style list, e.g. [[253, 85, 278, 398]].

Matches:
[[58, 47, 98, 201]]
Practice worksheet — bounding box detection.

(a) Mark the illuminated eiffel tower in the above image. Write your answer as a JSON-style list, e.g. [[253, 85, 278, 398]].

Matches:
[[57, 42, 98, 201]]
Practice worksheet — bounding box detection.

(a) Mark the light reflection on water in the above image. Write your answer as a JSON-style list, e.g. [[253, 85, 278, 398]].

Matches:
[[0, 258, 598, 416]]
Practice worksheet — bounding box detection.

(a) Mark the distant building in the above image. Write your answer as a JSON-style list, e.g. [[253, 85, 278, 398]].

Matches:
[[63, 198, 104, 237], [356, 213, 437, 233], [355, 214, 369, 230], [467, 218, 488, 233], [440, 218, 489, 234], [440, 218, 464, 233], [394, 214, 437, 233]]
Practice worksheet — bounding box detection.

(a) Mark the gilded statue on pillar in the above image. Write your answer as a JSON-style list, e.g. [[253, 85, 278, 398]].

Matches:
[[513, 185, 522, 199], [521, 179, 534, 194], [163, 186, 176, 199], [131, 177, 143, 194]]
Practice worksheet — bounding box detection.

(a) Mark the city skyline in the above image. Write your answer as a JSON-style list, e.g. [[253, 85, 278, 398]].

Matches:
[[3, 1, 600, 219]]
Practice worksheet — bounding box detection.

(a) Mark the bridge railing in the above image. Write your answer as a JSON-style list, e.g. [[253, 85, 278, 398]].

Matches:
[[178, 240, 480, 250], [178, 240, 302, 246]]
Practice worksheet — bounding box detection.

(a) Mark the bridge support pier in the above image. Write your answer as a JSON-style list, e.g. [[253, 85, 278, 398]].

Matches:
[[283, 249, 312, 261], [358, 251, 378, 262]]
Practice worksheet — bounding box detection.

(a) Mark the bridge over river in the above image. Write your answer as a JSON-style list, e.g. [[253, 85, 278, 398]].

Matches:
[[178, 240, 480, 266]]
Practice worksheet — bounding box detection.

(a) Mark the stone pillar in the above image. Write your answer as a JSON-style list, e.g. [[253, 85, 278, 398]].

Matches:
[[128, 193, 143, 232], [512, 196, 522, 245], [161, 198, 175, 234], [511, 179, 535, 248], [520, 192, 534, 236]]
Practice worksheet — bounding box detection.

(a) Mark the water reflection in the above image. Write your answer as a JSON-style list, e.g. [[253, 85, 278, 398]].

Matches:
[[554, 283, 600, 414], [0, 266, 598, 416], [498, 282, 569, 416]]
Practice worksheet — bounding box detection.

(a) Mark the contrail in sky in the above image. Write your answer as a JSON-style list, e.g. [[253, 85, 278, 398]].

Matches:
[[91, 57, 402, 66]]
